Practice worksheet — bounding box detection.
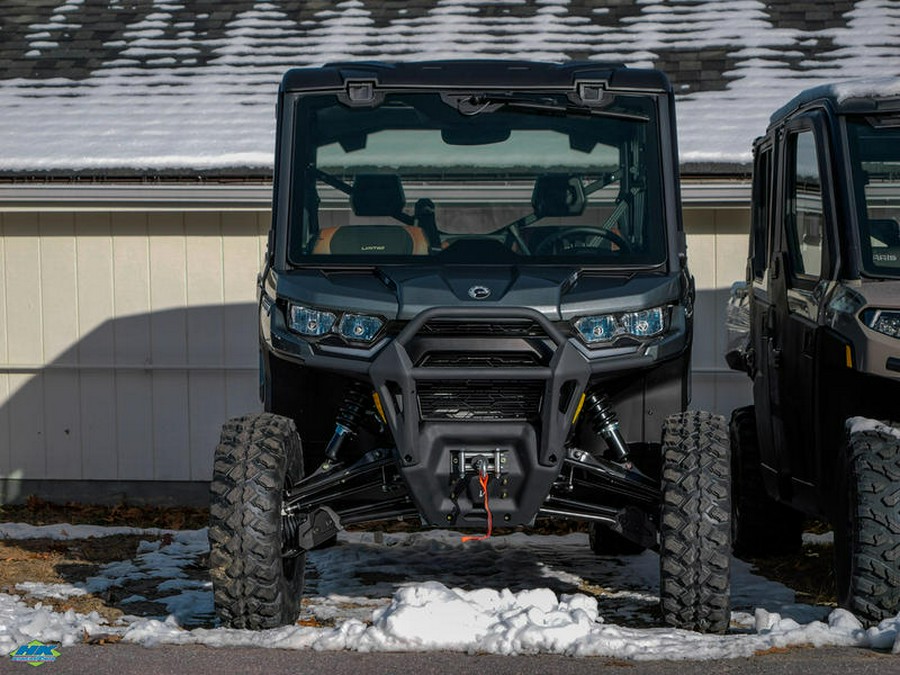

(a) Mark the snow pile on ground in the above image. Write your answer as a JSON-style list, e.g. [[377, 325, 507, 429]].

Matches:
[[0, 523, 179, 541], [0, 525, 898, 659]]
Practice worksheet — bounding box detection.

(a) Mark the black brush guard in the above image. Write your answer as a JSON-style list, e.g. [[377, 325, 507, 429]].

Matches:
[[282, 307, 660, 550]]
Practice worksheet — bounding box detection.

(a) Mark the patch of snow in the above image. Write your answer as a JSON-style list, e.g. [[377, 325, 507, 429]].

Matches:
[[14, 582, 87, 600], [0, 523, 178, 540], [847, 416, 900, 439], [803, 531, 835, 545], [120, 595, 147, 604], [1, 524, 899, 659]]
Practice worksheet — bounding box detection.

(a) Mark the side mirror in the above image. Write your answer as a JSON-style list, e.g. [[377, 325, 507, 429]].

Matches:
[[725, 281, 752, 374]]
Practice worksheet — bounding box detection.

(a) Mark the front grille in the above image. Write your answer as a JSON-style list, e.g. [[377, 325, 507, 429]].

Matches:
[[418, 352, 542, 368], [417, 380, 544, 421], [418, 319, 547, 338]]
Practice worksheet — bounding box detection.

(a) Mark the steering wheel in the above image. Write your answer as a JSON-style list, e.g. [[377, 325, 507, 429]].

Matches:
[[533, 227, 632, 256]]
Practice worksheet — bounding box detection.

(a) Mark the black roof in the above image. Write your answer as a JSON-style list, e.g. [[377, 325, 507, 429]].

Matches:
[[769, 79, 900, 125], [281, 60, 670, 94]]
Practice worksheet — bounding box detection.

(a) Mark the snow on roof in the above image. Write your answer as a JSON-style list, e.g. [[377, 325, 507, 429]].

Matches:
[[769, 76, 900, 123], [0, 0, 899, 176]]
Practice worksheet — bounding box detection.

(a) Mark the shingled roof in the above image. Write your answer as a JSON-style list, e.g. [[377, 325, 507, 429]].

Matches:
[[0, 0, 898, 177]]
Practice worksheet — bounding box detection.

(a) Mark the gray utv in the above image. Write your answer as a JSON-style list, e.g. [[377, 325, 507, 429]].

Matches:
[[208, 61, 731, 633], [726, 80, 900, 622]]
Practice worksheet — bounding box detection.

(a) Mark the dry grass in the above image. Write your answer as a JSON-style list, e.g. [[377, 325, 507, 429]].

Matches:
[[746, 542, 837, 606], [0, 496, 209, 530], [0, 534, 150, 623]]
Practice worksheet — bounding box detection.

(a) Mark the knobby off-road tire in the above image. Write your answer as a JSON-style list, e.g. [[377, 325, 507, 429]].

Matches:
[[730, 406, 804, 557], [835, 423, 900, 623], [208, 413, 306, 630], [659, 410, 732, 634]]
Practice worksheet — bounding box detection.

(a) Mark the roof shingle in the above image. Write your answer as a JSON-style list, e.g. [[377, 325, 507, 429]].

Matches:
[[0, 0, 897, 176]]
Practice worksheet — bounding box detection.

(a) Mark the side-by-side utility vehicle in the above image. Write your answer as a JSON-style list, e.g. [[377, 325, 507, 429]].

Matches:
[[208, 61, 731, 632], [726, 80, 900, 622]]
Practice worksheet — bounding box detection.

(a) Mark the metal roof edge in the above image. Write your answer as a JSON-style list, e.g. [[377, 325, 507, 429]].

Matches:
[[0, 179, 751, 212]]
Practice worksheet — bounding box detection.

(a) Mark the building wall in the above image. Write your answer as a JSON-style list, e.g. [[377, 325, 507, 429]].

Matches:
[[0, 205, 751, 502], [0, 211, 267, 502], [683, 207, 753, 415]]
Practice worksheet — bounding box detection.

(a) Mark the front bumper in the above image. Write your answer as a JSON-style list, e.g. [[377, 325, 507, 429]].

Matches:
[[268, 303, 689, 527]]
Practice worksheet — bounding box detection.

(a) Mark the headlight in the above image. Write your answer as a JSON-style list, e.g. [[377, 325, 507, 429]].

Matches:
[[573, 306, 668, 344], [288, 304, 336, 336], [861, 309, 900, 338], [573, 316, 617, 342], [287, 303, 384, 344], [339, 313, 384, 342], [621, 308, 666, 337]]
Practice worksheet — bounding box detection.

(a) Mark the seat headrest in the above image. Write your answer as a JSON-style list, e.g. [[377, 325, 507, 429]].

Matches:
[[531, 174, 586, 219], [351, 174, 406, 217]]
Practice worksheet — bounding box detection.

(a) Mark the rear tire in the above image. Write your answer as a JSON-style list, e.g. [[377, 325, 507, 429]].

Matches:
[[730, 406, 803, 557], [835, 422, 900, 623], [659, 410, 731, 634], [208, 413, 306, 629]]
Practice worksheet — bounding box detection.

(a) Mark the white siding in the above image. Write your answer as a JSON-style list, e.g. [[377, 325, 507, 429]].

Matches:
[[684, 207, 753, 415], [77, 212, 117, 480], [4, 213, 46, 482], [0, 206, 748, 487], [0, 210, 262, 487], [0, 225, 8, 483]]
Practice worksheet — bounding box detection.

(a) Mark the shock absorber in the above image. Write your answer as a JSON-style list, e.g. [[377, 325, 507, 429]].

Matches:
[[584, 392, 631, 464], [323, 380, 372, 465]]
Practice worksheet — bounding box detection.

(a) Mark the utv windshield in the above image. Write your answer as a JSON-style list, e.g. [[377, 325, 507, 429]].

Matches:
[[847, 117, 900, 278], [286, 92, 667, 266]]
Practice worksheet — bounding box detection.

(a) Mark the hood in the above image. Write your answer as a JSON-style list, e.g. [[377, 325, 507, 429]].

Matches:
[[273, 265, 682, 321]]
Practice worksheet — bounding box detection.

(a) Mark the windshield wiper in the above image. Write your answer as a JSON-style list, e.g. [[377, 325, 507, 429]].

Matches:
[[446, 93, 650, 123]]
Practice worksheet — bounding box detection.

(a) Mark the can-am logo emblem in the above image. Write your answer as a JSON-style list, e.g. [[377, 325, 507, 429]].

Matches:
[[468, 285, 492, 300]]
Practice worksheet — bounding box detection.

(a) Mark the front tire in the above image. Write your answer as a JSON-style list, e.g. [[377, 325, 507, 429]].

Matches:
[[835, 421, 900, 623], [659, 411, 731, 634], [208, 413, 306, 629]]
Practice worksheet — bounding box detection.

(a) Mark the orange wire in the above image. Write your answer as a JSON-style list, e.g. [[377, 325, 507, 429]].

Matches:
[[461, 473, 493, 542]]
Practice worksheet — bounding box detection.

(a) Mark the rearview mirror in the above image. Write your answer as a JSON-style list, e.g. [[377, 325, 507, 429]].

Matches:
[[441, 126, 511, 146]]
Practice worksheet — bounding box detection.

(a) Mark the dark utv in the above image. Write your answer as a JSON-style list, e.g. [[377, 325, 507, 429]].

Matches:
[[208, 61, 731, 633], [727, 80, 900, 622]]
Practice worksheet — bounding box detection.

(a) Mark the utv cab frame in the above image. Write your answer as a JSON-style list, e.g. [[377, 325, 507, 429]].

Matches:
[[209, 60, 731, 633], [727, 79, 900, 623]]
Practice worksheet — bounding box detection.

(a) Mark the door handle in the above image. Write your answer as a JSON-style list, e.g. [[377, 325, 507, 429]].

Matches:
[[802, 330, 814, 356]]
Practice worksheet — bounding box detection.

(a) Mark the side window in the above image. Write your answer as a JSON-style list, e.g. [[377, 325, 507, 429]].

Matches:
[[785, 130, 825, 280], [750, 145, 772, 280]]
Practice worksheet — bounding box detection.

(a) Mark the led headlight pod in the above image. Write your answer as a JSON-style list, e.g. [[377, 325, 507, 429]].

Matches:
[[288, 304, 337, 336], [573, 315, 617, 343], [573, 306, 668, 344], [861, 309, 900, 338], [621, 307, 666, 337], [339, 313, 384, 342]]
